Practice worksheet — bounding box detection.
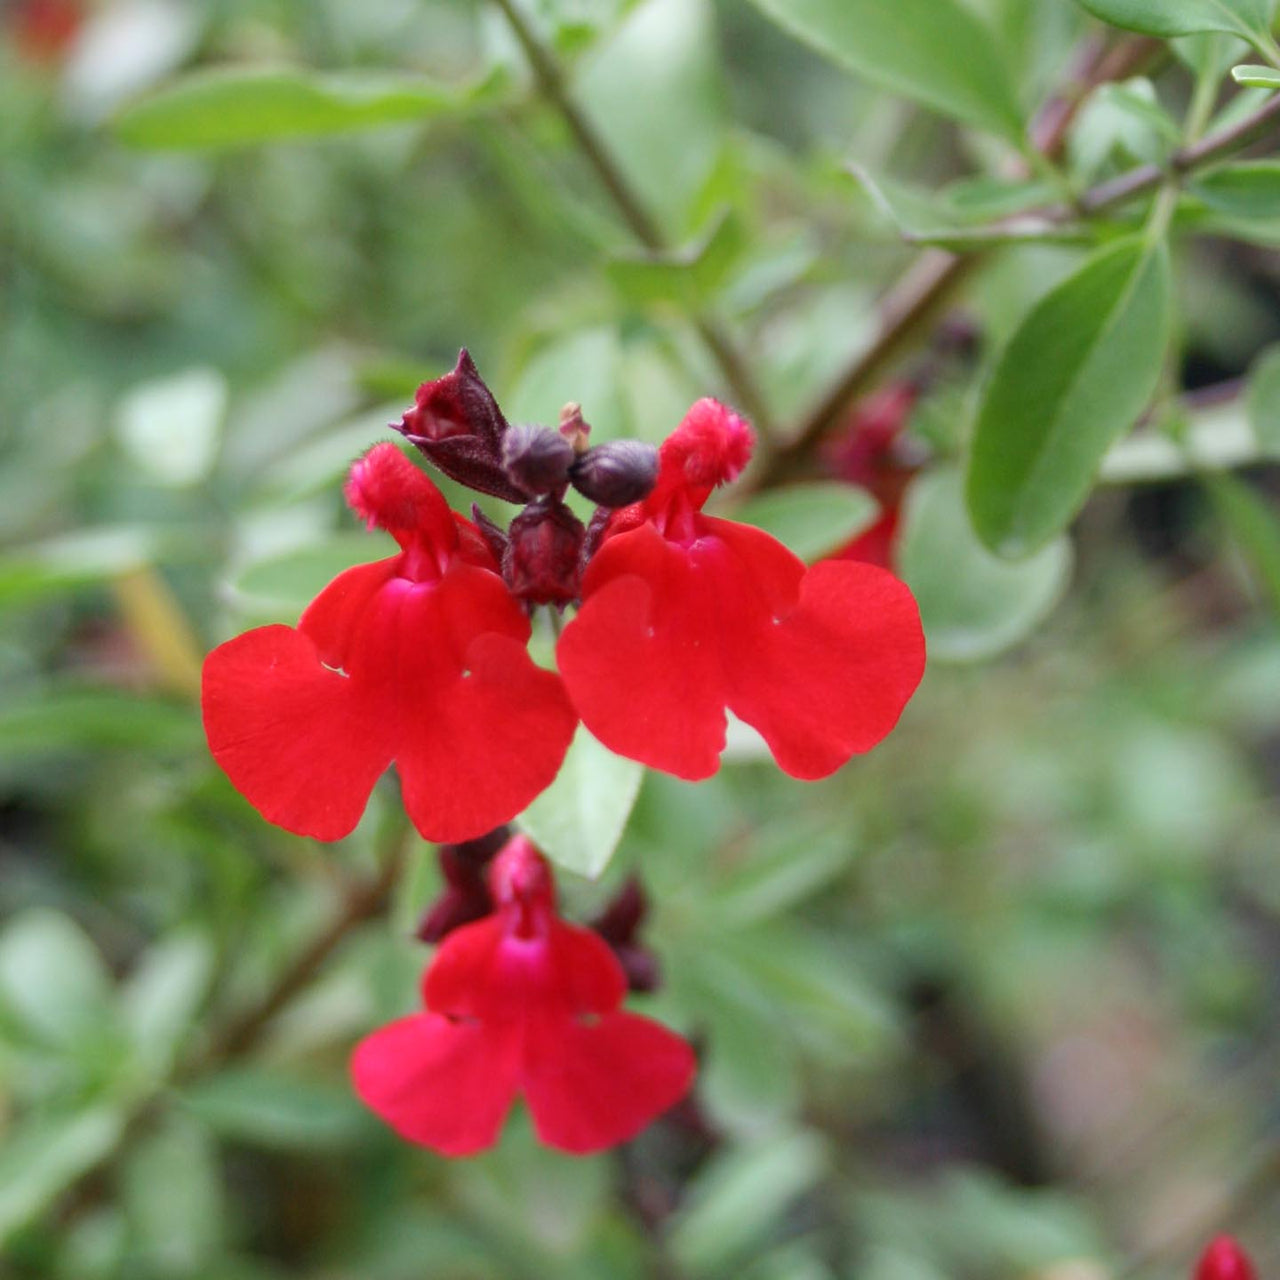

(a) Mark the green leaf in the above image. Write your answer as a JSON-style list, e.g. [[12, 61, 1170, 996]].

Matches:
[[0, 527, 168, 613], [0, 688, 199, 755], [967, 236, 1172, 557], [1191, 161, 1280, 219], [116, 65, 495, 151], [0, 910, 116, 1050], [607, 209, 747, 308], [518, 726, 644, 879], [181, 1069, 368, 1150], [122, 1115, 225, 1275], [1077, 0, 1277, 42], [0, 1107, 127, 1244], [121, 934, 214, 1074], [742, 0, 1025, 141], [1206, 471, 1280, 616], [899, 470, 1073, 661], [1232, 62, 1280, 86], [228, 533, 377, 620], [1246, 343, 1280, 452], [726, 483, 878, 562]]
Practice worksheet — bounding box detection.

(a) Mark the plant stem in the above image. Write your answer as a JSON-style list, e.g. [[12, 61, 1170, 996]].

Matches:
[[488, 0, 775, 436]]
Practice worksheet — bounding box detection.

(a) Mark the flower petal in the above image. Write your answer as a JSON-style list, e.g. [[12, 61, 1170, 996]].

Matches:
[[727, 558, 925, 778], [521, 1010, 696, 1154], [351, 1013, 520, 1157], [202, 624, 392, 841], [556, 524, 730, 780]]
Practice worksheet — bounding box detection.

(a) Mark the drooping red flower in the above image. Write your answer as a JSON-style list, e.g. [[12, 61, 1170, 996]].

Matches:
[[1194, 1237, 1257, 1280], [352, 835, 695, 1156], [556, 399, 926, 781], [202, 445, 577, 843]]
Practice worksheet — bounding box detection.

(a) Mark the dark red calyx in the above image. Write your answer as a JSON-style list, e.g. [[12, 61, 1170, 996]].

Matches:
[[503, 498, 585, 608]]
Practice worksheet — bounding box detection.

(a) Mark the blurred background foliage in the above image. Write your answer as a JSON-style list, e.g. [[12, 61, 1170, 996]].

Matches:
[[3, 0, 1280, 1276]]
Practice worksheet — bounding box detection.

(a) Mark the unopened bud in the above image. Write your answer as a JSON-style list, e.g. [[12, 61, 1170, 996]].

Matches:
[[502, 423, 575, 497], [570, 440, 659, 508], [1194, 1237, 1257, 1280], [559, 402, 590, 453], [504, 498, 585, 607]]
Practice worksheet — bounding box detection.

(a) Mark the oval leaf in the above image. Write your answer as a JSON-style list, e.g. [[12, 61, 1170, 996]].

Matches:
[[518, 726, 645, 879], [899, 470, 1072, 661], [116, 66, 483, 150], [1232, 62, 1280, 87], [1077, 0, 1277, 41], [967, 236, 1172, 557], [1192, 161, 1280, 219], [1246, 343, 1280, 453], [727, 482, 878, 562], [743, 0, 1024, 141]]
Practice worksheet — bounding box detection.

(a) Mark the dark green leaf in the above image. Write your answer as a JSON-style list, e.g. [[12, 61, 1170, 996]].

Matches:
[[1077, 0, 1277, 41], [967, 236, 1172, 556], [743, 0, 1025, 140], [116, 66, 497, 151], [0, 688, 198, 755], [1192, 161, 1280, 219]]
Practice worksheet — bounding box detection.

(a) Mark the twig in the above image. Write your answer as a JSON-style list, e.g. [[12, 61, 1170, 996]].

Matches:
[[488, 0, 776, 436]]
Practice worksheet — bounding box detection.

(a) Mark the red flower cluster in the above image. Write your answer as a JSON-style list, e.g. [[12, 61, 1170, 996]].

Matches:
[[1195, 1237, 1256, 1280], [202, 444, 576, 843], [352, 835, 695, 1155], [558, 399, 926, 780]]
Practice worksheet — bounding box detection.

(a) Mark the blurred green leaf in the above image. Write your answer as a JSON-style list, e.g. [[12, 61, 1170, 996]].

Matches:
[[668, 1129, 828, 1275], [0, 689, 199, 755], [121, 934, 214, 1074], [0, 910, 116, 1051], [900, 469, 1072, 661], [1232, 62, 1280, 86], [967, 236, 1171, 557], [519, 726, 644, 879], [122, 1114, 225, 1276], [228, 533, 378, 620], [743, 0, 1025, 141], [1191, 161, 1280, 219], [180, 1068, 368, 1151], [0, 1107, 127, 1245], [1246, 342, 1280, 451], [116, 66, 500, 151], [114, 368, 226, 487], [1205, 470, 1280, 616], [1078, 0, 1277, 41], [0, 527, 171, 612], [727, 483, 878, 562], [607, 210, 747, 307]]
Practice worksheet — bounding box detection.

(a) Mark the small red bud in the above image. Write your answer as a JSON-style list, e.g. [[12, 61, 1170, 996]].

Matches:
[[1195, 1237, 1257, 1280], [503, 499, 585, 607]]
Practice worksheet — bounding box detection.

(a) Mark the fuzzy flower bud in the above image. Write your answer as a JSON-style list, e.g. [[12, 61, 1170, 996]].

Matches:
[[570, 440, 659, 508], [504, 498, 585, 607], [502, 423, 575, 497]]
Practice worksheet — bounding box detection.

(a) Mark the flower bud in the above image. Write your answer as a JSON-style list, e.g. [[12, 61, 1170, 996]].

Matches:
[[396, 350, 526, 503], [504, 498, 585, 607], [1194, 1237, 1257, 1280], [502, 423, 575, 497], [570, 440, 659, 508], [559, 402, 590, 453]]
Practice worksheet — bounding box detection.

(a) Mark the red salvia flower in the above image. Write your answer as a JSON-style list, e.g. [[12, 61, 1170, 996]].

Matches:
[[202, 445, 577, 843], [1195, 1237, 1257, 1280], [556, 399, 926, 781], [352, 835, 695, 1156]]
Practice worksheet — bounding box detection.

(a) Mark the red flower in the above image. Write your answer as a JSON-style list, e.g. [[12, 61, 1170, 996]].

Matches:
[[556, 400, 926, 781], [202, 445, 577, 843], [9, 0, 82, 63], [352, 835, 695, 1156], [1195, 1237, 1257, 1280]]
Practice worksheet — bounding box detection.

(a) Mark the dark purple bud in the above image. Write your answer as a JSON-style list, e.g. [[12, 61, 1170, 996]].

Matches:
[[504, 498, 585, 608], [592, 876, 648, 944], [395, 350, 526, 503], [415, 829, 508, 944], [570, 440, 659, 508], [502, 423, 575, 497], [417, 885, 492, 944]]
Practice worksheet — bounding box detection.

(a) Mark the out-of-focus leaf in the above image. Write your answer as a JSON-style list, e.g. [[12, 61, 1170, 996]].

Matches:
[[518, 726, 644, 879], [0, 689, 199, 755], [0, 527, 172, 612], [116, 65, 502, 150], [743, 0, 1025, 140], [1191, 161, 1280, 219], [1246, 343, 1280, 451], [899, 469, 1072, 661], [1205, 470, 1280, 616], [607, 210, 747, 307], [714, 820, 854, 925], [228, 533, 378, 620], [507, 328, 630, 440], [726, 483, 878, 562], [114, 368, 226, 487], [0, 910, 116, 1050], [668, 1129, 828, 1275], [1232, 62, 1280, 87], [967, 236, 1171, 557], [0, 1107, 127, 1244], [122, 1114, 225, 1275], [180, 1068, 368, 1150], [121, 933, 214, 1073], [576, 0, 726, 233], [1077, 0, 1277, 41]]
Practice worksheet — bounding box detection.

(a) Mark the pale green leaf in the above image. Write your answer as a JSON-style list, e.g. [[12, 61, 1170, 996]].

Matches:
[[743, 0, 1025, 141], [726, 482, 878, 562], [899, 470, 1073, 660], [1232, 62, 1280, 86], [1246, 343, 1280, 452], [967, 236, 1172, 557], [121, 934, 215, 1073], [518, 726, 644, 879], [1078, 0, 1277, 42], [1206, 471, 1280, 616], [1192, 161, 1280, 219]]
